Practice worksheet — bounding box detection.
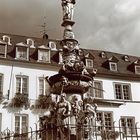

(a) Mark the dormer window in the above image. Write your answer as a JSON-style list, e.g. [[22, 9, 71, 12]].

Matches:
[[135, 66, 140, 74], [16, 42, 29, 60], [49, 41, 56, 50], [38, 48, 50, 63], [86, 59, 93, 68], [123, 55, 129, 62], [100, 52, 106, 58], [2, 35, 11, 45], [109, 62, 117, 71], [26, 38, 35, 48], [0, 40, 7, 58]]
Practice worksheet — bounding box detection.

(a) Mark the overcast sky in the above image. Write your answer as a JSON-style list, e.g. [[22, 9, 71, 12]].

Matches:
[[0, 0, 140, 56]]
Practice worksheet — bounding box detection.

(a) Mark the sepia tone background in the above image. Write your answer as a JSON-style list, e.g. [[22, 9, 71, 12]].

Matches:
[[0, 0, 140, 56]]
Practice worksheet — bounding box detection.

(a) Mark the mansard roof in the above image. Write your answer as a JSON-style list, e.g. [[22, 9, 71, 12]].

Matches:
[[0, 33, 140, 81], [87, 49, 140, 80]]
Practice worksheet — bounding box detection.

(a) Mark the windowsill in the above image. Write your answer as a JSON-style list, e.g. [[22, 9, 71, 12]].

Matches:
[[110, 69, 118, 72], [135, 72, 140, 75], [0, 56, 6, 58], [86, 66, 93, 69], [115, 99, 132, 101], [84, 98, 123, 107], [15, 57, 29, 61], [37, 60, 50, 63], [58, 62, 63, 65]]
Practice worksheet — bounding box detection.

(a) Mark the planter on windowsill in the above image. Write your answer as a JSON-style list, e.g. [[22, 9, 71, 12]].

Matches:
[[8, 93, 30, 109], [31, 94, 55, 113]]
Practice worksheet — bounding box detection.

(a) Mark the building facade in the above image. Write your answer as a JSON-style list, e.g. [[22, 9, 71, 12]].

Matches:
[[0, 33, 140, 139]]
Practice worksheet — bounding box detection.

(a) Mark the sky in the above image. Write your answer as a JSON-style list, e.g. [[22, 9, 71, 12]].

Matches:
[[0, 0, 140, 56]]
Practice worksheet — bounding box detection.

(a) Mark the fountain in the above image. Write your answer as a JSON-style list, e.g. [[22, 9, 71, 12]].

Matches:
[[40, 0, 98, 139]]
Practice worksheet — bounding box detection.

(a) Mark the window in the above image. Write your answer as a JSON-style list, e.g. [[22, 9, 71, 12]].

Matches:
[[121, 117, 135, 135], [39, 77, 48, 95], [0, 74, 3, 98], [26, 38, 34, 46], [0, 44, 7, 58], [16, 46, 29, 60], [100, 52, 106, 58], [16, 76, 28, 95], [2, 35, 11, 45], [86, 59, 93, 68], [49, 41, 56, 50], [123, 55, 129, 62], [88, 81, 103, 98], [114, 83, 131, 100], [38, 49, 50, 63], [135, 66, 140, 74], [109, 62, 117, 71], [97, 111, 113, 131], [26, 38, 35, 48], [15, 114, 28, 135]]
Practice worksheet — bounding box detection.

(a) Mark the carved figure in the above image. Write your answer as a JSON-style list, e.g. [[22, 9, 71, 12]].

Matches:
[[63, 41, 79, 54], [56, 93, 71, 139], [61, 0, 76, 20], [76, 104, 98, 140], [85, 103, 97, 119], [71, 95, 81, 115], [63, 29, 75, 39], [57, 93, 71, 119]]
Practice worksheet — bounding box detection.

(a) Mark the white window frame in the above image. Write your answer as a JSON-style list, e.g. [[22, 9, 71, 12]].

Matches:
[[39, 77, 48, 95], [0, 43, 7, 58], [135, 65, 140, 74], [121, 116, 136, 135], [26, 38, 35, 48], [114, 83, 132, 100], [38, 49, 50, 63], [101, 52, 106, 58], [49, 41, 56, 50], [124, 55, 129, 62], [109, 62, 117, 71], [14, 114, 28, 134], [85, 59, 93, 68], [16, 75, 28, 95], [16, 46, 29, 60], [88, 81, 103, 98], [97, 111, 113, 131], [2, 35, 12, 45]]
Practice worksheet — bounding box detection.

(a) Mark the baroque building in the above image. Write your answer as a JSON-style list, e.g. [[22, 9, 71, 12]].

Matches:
[[0, 32, 140, 139]]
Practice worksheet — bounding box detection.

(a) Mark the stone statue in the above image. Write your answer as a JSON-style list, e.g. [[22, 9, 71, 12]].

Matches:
[[61, 0, 76, 20], [56, 93, 71, 139], [57, 93, 71, 120], [62, 41, 79, 56], [63, 29, 75, 39], [71, 95, 82, 116]]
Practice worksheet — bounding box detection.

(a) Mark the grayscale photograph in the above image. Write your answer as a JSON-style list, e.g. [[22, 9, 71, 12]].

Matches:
[[0, 0, 140, 140]]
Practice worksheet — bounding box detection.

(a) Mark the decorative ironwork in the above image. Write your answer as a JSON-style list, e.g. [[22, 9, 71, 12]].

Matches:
[[1, 122, 140, 140]]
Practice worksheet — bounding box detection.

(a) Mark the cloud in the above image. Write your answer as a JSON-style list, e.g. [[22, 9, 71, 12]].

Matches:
[[0, 0, 140, 56]]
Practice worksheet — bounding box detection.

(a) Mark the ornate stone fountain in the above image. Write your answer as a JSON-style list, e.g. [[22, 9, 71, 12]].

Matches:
[[40, 1, 98, 139]]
